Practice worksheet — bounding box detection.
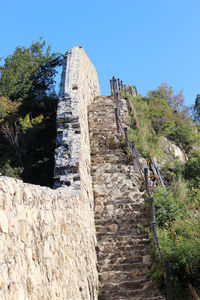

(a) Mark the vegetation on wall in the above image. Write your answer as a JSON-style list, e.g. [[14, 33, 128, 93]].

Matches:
[[121, 84, 200, 298], [0, 39, 62, 187]]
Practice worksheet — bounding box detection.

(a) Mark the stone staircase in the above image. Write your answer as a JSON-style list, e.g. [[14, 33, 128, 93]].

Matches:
[[88, 96, 165, 300]]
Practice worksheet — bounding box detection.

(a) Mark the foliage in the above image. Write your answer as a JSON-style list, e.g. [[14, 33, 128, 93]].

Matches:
[[160, 160, 185, 183], [0, 39, 62, 186], [193, 94, 200, 126], [0, 38, 62, 101], [185, 150, 200, 188], [0, 160, 23, 179], [153, 179, 200, 297], [167, 117, 199, 152], [0, 97, 21, 122], [122, 83, 200, 164], [149, 82, 185, 112]]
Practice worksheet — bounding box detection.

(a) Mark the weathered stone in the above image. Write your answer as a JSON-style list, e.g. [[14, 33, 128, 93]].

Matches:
[[108, 224, 118, 232], [54, 47, 100, 189], [143, 254, 151, 265], [0, 274, 4, 290], [0, 209, 8, 233], [20, 222, 28, 243], [161, 136, 188, 164]]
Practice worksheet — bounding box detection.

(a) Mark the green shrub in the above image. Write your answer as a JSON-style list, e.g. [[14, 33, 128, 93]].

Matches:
[[0, 160, 23, 179], [121, 86, 200, 163], [185, 150, 200, 188], [167, 117, 199, 152], [153, 180, 200, 296], [160, 160, 185, 183]]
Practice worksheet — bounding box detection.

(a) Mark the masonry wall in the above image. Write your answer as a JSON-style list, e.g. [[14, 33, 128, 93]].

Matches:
[[0, 47, 100, 300], [54, 46, 100, 189]]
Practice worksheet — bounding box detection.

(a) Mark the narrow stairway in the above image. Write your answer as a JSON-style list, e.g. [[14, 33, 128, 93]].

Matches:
[[88, 96, 165, 300]]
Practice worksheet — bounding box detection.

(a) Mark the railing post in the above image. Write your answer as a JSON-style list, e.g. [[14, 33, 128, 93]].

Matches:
[[150, 196, 156, 222], [131, 142, 139, 172], [115, 108, 120, 133], [116, 90, 120, 116], [153, 157, 165, 189], [164, 261, 173, 300], [110, 79, 113, 95], [112, 77, 116, 100], [124, 127, 129, 147], [144, 167, 150, 196], [130, 86, 134, 96], [114, 78, 117, 90], [118, 78, 120, 90]]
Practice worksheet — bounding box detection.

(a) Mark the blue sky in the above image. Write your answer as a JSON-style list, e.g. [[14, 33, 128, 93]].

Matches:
[[0, 0, 200, 106]]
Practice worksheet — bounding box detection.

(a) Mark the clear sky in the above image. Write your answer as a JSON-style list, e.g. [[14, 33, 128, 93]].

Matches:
[[0, 0, 200, 106]]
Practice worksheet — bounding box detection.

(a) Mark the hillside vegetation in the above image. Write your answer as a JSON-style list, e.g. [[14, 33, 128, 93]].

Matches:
[[121, 84, 200, 299], [0, 39, 62, 187]]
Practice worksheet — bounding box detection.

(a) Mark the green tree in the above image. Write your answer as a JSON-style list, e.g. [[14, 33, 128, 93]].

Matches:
[[0, 39, 62, 186], [0, 38, 62, 101], [193, 94, 200, 126]]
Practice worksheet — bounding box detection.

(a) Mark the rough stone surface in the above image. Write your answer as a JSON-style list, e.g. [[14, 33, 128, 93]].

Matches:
[[54, 46, 100, 189], [89, 95, 165, 300], [0, 47, 99, 300], [0, 177, 98, 300], [161, 137, 188, 164]]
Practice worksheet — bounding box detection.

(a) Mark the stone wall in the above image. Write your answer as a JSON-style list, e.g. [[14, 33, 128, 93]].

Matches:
[[0, 47, 100, 300], [54, 46, 100, 189]]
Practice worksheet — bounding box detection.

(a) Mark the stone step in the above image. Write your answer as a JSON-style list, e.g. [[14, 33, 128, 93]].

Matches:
[[99, 278, 153, 294], [95, 219, 147, 228], [91, 157, 129, 165], [97, 238, 150, 248], [95, 227, 148, 238], [95, 210, 146, 219], [94, 195, 143, 203], [99, 287, 163, 299], [95, 209, 147, 218], [104, 201, 146, 208], [95, 214, 148, 224], [96, 230, 150, 242], [100, 296, 165, 300], [99, 269, 150, 283], [96, 234, 150, 244], [97, 247, 150, 261], [97, 249, 149, 262], [107, 289, 163, 299], [95, 225, 146, 237], [95, 200, 146, 209], [98, 261, 151, 273], [95, 213, 147, 225], [97, 249, 149, 261], [92, 156, 128, 164], [98, 255, 145, 266]]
